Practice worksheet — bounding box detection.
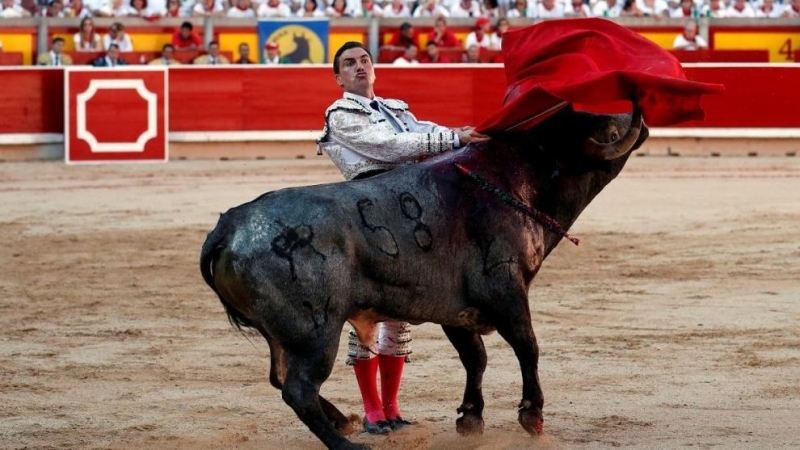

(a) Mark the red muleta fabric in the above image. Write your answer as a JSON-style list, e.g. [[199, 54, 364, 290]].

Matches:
[[477, 18, 725, 134]]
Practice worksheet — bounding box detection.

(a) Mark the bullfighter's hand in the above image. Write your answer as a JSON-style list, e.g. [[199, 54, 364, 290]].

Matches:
[[456, 126, 490, 145]]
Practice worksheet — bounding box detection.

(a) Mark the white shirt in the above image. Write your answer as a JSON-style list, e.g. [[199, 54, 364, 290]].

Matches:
[[50, 51, 65, 66], [0, 4, 27, 17], [465, 31, 500, 50], [592, 0, 622, 16], [537, 3, 565, 17], [382, 3, 411, 16], [393, 56, 419, 65], [636, 0, 668, 15], [755, 4, 783, 17], [673, 33, 707, 50], [74, 32, 101, 51], [258, 1, 291, 16], [726, 3, 756, 17], [227, 6, 256, 16], [412, 4, 450, 16], [103, 33, 134, 52], [449, 0, 480, 17]]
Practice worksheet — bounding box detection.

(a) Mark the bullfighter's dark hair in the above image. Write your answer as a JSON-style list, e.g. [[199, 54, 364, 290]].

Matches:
[[333, 41, 370, 75]]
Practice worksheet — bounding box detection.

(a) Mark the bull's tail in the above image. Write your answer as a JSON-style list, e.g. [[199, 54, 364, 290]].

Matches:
[[200, 214, 253, 331]]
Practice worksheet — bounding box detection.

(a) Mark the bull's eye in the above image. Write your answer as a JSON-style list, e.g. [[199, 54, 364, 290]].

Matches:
[[610, 129, 620, 142]]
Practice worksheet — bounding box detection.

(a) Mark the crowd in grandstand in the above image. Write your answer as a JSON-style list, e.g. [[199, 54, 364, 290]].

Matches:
[[1, 0, 799, 19]]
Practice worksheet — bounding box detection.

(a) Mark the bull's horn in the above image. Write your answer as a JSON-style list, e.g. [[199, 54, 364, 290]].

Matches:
[[582, 106, 643, 161]]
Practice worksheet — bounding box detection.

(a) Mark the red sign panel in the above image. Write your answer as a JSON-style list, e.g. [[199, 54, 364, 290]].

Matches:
[[65, 67, 168, 164]]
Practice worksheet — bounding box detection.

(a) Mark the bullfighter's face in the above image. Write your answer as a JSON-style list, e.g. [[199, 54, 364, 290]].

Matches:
[[335, 47, 376, 98]]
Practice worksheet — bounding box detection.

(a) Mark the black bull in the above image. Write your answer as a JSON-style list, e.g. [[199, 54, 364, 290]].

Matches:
[[200, 105, 648, 449]]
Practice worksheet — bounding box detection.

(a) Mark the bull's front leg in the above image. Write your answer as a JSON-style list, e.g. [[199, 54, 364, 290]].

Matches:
[[491, 293, 545, 436], [442, 325, 487, 436]]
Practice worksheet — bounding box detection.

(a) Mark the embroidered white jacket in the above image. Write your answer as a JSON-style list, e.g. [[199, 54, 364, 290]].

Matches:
[[317, 92, 457, 181]]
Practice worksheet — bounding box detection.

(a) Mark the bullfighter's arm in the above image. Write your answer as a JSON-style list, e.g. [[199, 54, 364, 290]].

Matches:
[[327, 110, 457, 162], [398, 110, 455, 136]]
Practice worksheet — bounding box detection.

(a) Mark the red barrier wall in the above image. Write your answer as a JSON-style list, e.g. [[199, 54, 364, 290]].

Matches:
[[1, 65, 798, 136]]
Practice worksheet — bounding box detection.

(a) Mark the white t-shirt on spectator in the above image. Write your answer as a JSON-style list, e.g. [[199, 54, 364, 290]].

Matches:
[[103, 33, 134, 51], [449, 0, 481, 17], [538, 2, 565, 17], [592, 0, 622, 17], [412, 4, 450, 16], [726, 3, 756, 17], [464, 31, 499, 50], [382, 3, 411, 16], [258, 1, 291, 16], [228, 5, 256, 16], [636, 0, 669, 16], [393, 56, 419, 65], [673, 34, 707, 51]]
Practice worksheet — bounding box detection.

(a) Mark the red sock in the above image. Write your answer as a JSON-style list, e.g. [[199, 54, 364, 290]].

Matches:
[[379, 355, 405, 420], [353, 357, 385, 423]]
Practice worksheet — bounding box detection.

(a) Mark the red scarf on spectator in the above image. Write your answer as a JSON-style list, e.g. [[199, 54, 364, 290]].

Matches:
[[478, 18, 724, 133]]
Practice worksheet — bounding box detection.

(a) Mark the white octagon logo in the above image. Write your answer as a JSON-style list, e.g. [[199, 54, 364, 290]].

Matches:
[[76, 79, 158, 153]]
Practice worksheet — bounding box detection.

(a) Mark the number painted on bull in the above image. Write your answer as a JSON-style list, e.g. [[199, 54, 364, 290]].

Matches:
[[398, 192, 433, 252], [356, 198, 399, 258], [270, 221, 326, 281]]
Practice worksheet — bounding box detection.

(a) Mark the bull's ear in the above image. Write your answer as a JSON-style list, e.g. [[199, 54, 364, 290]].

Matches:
[[581, 106, 644, 161]]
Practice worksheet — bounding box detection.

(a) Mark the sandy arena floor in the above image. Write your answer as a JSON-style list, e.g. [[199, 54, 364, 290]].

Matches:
[[1, 156, 798, 450]]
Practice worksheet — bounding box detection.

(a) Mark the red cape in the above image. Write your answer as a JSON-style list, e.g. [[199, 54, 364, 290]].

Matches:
[[477, 18, 724, 134]]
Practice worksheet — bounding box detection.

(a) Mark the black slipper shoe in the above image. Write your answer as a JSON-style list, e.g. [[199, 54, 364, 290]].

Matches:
[[387, 416, 412, 431], [363, 416, 392, 435]]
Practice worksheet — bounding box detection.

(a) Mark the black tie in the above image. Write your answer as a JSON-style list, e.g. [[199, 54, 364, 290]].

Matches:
[[369, 100, 380, 111]]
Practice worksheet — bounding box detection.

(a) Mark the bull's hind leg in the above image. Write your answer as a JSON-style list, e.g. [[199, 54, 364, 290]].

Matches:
[[442, 325, 487, 436], [281, 332, 368, 450], [262, 330, 354, 436], [490, 293, 545, 436]]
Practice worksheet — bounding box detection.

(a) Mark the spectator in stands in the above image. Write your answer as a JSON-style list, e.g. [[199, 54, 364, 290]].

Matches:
[[465, 17, 499, 50], [669, 0, 694, 18], [462, 44, 480, 63], [194, 41, 230, 64], [91, 43, 128, 66], [264, 41, 291, 64], [258, 0, 291, 16], [193, 0, 224, 16], [96, 0, 132, 17], [393, 43, 419, 65], [701, 0, 726, 17], [74, 17, 101, 51], [128, 0, 151, 16], [427, 16, 460, 48], [621, 0, 643, 16], [419, 41, 451, 63], [567, 0, 592, 16], [235, 42, 254, 63], [413, 0, 450, 17], [481, 0, 500, 17], [38, 37, 72, 66], [104, 22, 133, 52], [449, 0, 480, 17], [387, 22, 420, 49], [382, 0, 410, 17], [357, 0, 383, 16], [149, 43, 181, 65], [781, 0, 800, 17], [325, 0, 351, 16], [1, 0, 31, 17], [538, 0, 565, 17], [64, 0, 90, 17], [228, 0, 256, 16], [593, 0, 622, 16], [725, 0, 754, 17], [42, 0, 65, 17], [296, 0, 323, 16], [505, 0, 532, 18], [756, 0, 783, 18], [163, 0, 182, 16], [673, 20, 707, 50], [494, 17, 509, 49], [172, 21, 202, 50], [636, 0, 668, 16]]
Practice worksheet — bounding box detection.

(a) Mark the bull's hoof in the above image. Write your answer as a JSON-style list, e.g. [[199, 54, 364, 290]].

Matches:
[[518, 402, 544, 436], [456, 413, 485, 436]]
